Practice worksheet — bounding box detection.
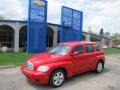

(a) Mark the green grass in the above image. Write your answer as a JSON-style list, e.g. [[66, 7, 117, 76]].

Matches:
[[104, 48, 120, 55], [0, 52, 30, 66], [0, 48, 120, 66]]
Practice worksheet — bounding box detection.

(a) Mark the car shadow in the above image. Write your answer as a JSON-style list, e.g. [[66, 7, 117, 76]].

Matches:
[[63, 68, 110, 86], [26, 68, 110, 90]]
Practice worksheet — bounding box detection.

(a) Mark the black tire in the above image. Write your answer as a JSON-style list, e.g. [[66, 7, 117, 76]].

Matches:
[[95, 61, 104, 73], [49, 69, 65, 88]]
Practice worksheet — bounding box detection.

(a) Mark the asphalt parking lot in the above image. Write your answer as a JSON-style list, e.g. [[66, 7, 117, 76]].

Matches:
[[0, 55, 120, 90]]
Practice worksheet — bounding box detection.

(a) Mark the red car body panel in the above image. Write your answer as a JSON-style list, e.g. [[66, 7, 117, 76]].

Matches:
[[21, 65, 49, 84], [21, 41, 105, 85]]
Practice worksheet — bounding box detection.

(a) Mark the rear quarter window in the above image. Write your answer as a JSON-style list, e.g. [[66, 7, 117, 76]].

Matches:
[[95, 45, 102, 51]]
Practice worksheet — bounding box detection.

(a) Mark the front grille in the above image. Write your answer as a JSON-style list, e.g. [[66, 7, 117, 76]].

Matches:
[[26, 61, 34, 70]]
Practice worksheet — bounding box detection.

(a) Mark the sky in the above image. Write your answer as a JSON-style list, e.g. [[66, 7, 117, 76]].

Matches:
[[0, 0, 120, 34]]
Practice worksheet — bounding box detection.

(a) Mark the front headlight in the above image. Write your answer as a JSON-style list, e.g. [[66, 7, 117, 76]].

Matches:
[[37, 66, 49, 72]]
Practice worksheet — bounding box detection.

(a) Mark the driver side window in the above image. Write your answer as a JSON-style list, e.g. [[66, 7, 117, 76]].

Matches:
[[72, 45, 84, 53]]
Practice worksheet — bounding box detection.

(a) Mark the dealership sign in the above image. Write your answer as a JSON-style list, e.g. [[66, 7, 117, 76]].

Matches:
[[33, 0, 45, 7], [60, 6, 83, 42], [27, 0, 47, 53]]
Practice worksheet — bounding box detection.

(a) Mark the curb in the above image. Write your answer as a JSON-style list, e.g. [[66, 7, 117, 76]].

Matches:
[[0, 65, 16, 69]]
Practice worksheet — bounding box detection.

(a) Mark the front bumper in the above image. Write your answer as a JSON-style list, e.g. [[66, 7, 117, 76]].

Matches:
[[21, 65, 49, 84]]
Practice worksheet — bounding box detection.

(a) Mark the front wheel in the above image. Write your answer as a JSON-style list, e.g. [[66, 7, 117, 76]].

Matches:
[[49, 69, 65, 88], [95, 62, 104, 73]]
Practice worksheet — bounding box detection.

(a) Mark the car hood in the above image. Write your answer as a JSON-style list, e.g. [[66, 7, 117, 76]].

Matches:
[[27, 52, 63, 68]]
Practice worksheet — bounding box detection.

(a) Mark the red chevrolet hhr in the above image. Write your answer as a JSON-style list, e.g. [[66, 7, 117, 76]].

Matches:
[[21, 41, 105, 87]]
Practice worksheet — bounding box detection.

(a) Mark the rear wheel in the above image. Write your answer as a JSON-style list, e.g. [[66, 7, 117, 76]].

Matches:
[[95, 62, 104, 73], [49, 69, 65, 88]]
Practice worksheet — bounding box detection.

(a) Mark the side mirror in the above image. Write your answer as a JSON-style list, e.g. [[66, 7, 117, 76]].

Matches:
[[71, 51, 80, 56]]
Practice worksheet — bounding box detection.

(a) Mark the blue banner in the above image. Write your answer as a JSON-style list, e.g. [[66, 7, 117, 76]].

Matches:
[[60, 6, 83, 42], [27, 0, 47, 53]]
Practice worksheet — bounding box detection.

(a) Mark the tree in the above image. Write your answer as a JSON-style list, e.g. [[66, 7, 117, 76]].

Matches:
[[104, 32, 110, 37], [87, 27, 101, 41], [88, 27, 94, 34], [0, 15, 5, 20], [112, 33, 120, 45], [88, 30, 93, 34], [99, 28, 104, 36]]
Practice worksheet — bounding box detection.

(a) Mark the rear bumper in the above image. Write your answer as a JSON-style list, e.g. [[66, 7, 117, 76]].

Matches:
[[21, 65, 49, 84]]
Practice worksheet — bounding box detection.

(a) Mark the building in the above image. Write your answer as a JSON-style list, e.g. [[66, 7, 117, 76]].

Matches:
[[0, 20, 112, 52]]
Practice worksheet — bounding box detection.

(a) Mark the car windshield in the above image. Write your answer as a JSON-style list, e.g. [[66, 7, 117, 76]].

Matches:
[[47, 44, 70, 55]]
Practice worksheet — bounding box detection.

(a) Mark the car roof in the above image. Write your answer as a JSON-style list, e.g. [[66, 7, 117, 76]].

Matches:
[[61, 41, 96, 47]]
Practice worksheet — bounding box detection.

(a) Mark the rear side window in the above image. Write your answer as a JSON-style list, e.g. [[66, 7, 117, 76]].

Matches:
[[95, 45, 101, 51], [86, 44, 94, 53]]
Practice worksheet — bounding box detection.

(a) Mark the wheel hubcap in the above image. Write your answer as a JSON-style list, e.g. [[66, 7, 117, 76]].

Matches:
[[53, 72, 64, 86], [97, 63, 103, 72]]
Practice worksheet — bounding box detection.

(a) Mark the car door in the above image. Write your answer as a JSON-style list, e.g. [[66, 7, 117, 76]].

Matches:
[[84, 44, 96, 69], [71, 45, 87, 74]]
